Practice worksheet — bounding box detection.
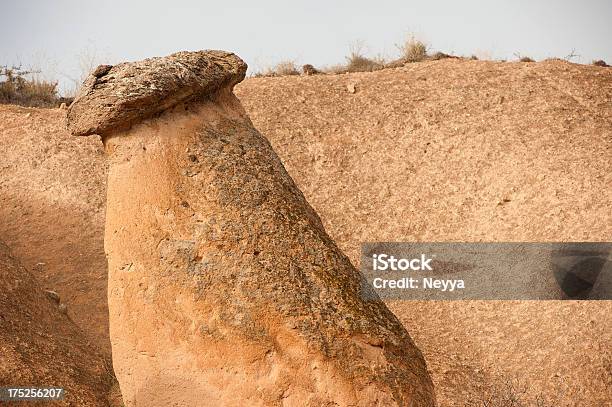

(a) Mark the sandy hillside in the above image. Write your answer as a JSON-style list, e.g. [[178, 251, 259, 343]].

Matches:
[[0, 240, 119, 406], [236, 58, 612, 406], [0, 58, 610, 406], [0, 106, 109, 355]]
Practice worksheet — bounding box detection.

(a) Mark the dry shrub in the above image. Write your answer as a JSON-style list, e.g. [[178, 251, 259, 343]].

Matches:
[[252, 61, 300, 77], [514, 53, 535, 63], [346, 54, 383, 72], [564, 49, 579, 61], [302, 64, 322, 75], [344, 43, 385, 73], [592, 59, 608, 67], [0, 66, 59, 107], [397, 35, 428, 62], [470, 55, 479, 60], [273, 61, 300, 76]]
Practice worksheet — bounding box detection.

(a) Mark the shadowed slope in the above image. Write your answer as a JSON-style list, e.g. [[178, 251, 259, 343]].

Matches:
[[0, 241, 119, 406]]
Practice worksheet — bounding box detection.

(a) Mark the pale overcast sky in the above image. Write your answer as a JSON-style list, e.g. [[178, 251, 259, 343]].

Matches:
[[1, 0, 610, 94]]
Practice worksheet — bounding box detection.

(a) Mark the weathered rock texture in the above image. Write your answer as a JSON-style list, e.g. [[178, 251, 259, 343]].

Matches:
[[67, 50, 247, 137], [68, 50, 436, 406]]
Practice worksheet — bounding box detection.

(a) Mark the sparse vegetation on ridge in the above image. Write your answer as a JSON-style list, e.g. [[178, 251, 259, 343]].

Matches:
[[344, 44, 386, 73], [253, 60, 300, 77], [248, 34, 610, 78], [0, 66, 60, 107], [271, 60, 300, 76], [251, 35, 486, 77], [514, 53, 536, 63], [397, 35, 428, 62]]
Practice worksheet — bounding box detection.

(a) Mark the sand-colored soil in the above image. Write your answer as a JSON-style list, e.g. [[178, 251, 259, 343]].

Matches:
[[236, 59, 612, 406], [0, 58, 610, 405], [0, 241, 118, 406], [0, 106, 109, 355]]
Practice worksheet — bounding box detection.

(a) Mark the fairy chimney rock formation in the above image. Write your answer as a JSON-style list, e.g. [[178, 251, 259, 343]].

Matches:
[[67, 50, 436, 407]]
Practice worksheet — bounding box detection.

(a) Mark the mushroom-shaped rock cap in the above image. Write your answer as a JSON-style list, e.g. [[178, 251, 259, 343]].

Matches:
[[67, 50, 247, 137]]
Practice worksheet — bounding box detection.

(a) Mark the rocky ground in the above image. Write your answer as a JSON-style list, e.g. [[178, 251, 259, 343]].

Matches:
[[0, 58, 610, 406]]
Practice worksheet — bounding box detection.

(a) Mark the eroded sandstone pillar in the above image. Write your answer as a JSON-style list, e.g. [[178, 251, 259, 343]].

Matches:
[[67, 50, 436, 407]]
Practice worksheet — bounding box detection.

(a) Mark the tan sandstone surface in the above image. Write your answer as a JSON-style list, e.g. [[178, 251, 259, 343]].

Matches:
[[65, 50, 436, 406], [0, 57, 610, 406]]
